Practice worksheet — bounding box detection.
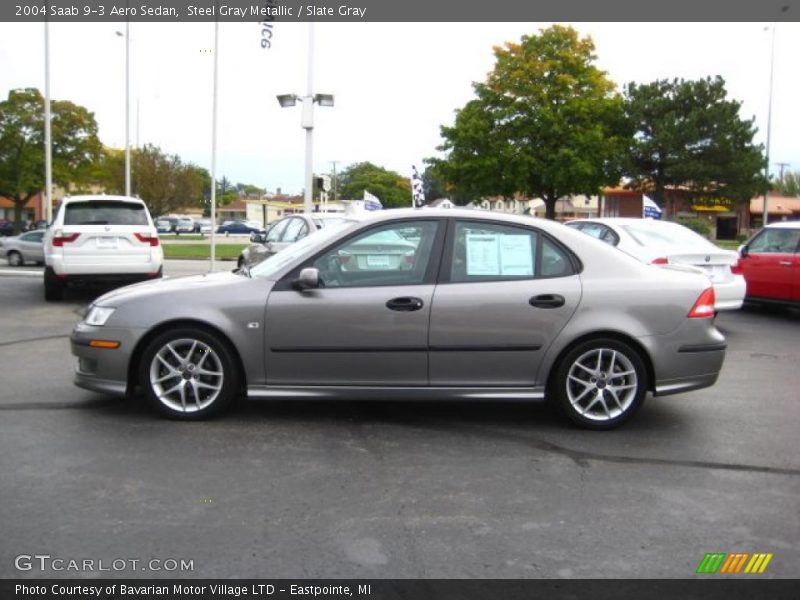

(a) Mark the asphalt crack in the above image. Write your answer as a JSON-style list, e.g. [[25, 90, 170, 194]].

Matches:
[[0, 334, 70, 347]]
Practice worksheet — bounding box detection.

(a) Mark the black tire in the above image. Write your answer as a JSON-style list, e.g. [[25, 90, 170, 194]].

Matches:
[[551, 338, 648, 430], [138, 326, 239, 420], [7, 251, 22, 267], [237, 256, 245, 269], [43, 267, 64, 302]]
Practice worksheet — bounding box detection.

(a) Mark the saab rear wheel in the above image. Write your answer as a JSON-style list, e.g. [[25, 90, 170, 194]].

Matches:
[[553, 338, 647, 430], [139, 327, 239, 419], [7, 251, 22, 266]]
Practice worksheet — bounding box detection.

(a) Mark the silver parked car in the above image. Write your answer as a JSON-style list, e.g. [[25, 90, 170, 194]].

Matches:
[[71, 209, 725, 429], [1, 229, 45, 266], [238, 213, 354, 269]]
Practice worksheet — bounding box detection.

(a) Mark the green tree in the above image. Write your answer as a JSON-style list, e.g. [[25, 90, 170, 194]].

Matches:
[[100, 144, 210, 216], [0, 88, 102, 233], [337, 162, 411, 209], [773, 171, 799, 196], [215, 176, 238, 206], [429, 26, 629, 219], [624, 76, 765, 206]]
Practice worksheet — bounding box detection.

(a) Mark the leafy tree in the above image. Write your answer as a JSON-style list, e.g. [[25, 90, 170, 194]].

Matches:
[[100, 144, 210, 216], [236, 183, 265, 197], [773, 171, 799, 196], [624, 77, 765, 206], [215, 176, 238, 206], [0, 88, 102, 233], [337, 162, 411, 209], [429, 26, 629, 219]]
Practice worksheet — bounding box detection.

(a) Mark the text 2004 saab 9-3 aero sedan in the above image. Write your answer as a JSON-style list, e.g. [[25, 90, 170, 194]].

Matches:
[[71, 209, 726, 430]]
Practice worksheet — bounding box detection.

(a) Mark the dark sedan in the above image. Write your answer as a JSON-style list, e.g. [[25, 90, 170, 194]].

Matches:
[[216, 221, 266, 236]]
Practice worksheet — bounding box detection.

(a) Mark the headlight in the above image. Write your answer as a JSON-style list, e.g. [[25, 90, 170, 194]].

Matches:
[[84, 305, 116, 326]]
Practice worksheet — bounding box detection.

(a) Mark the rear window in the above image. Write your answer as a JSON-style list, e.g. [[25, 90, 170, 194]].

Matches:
[[64, 201, 149, 226]]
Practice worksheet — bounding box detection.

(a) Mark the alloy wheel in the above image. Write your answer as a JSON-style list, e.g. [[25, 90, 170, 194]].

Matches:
[[565, 347, 639, 422], [148, 338, 224, 413]]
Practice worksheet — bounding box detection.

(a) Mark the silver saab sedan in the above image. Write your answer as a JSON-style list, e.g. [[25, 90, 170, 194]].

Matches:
[[71, 209, 726, 429]]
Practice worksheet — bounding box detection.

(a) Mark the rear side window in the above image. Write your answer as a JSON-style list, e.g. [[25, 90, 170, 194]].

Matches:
[[64, 201, 149, 226], [450, 221, 574, 282]]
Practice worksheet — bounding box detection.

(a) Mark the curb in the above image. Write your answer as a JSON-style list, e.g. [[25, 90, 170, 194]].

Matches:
[[0, 269, 41, 277]]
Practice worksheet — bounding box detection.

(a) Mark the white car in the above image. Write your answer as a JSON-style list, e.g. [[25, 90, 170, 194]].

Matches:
[[566, 218, 745, 311], [43, 195, 163, 301]]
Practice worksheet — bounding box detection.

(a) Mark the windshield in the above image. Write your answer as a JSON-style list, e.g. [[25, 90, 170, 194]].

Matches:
[[622, 221, 716, 251], [250, 220, 356, 279]]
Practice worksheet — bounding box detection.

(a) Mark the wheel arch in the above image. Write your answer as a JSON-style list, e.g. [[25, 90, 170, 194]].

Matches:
[[545, 330, 656, 396], [127, 318, 247, 396]]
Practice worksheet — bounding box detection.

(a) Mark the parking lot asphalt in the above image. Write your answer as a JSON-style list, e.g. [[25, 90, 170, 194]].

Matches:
[[0, 265, 798, 579]]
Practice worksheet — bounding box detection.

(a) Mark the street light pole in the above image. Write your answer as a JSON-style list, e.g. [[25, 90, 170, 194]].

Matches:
[[115, 26, 131, 197], [330, 160, 338, 203], [44, 19, 53, 224], [124, 21, 131, 197], [210, 19, 219, 271], [277, 24, 333, 215], [762, 24, 776, 227], [304, 23, 315, 214]]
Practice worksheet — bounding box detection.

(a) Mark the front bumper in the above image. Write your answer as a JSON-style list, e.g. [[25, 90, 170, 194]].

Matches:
[[70, 322, 146, 397]]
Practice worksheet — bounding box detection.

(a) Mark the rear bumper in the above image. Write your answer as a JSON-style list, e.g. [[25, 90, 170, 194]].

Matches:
[[713, 275, 746, 311], [56, 271, 162, 285], [654, 370, 721, 397]]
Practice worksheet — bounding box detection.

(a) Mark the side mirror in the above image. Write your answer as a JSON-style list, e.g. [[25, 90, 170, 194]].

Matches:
[[250, 232, 264, 243], [293, 267, 320, 291], [738, 244, 748, 258]]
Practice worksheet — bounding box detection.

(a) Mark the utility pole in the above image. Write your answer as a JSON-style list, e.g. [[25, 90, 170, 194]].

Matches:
[[776, 162, 790, 181]]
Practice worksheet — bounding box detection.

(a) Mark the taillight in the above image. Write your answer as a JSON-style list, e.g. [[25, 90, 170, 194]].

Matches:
[[337, 253, 351, 265], [52, 232, 80, 247], [134, 233, 160, 247], [404, 253, 416, 265], [730, 258, 743, 275], [688, 287, 716, 318], [650, 257, 669, 265]]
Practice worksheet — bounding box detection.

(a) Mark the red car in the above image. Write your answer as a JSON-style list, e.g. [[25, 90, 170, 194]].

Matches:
[[737, 221, 800, 306]]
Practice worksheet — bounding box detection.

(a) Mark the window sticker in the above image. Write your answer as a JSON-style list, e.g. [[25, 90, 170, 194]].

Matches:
[[465, 232, 533, 276], [466, 234, 501, 275], [499, 234, 533, 276]]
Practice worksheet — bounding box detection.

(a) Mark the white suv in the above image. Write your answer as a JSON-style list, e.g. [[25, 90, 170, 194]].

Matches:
[[43, 195, 163, 301]]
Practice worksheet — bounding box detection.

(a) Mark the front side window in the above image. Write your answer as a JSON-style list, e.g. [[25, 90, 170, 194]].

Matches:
[[748, 228, 800, 254], [311, 221, 439, 288]]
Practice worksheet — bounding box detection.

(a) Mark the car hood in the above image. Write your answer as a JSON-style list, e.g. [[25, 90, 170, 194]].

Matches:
[[94, 271, 249, 307]]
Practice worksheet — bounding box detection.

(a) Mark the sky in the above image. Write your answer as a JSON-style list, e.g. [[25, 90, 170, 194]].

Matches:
[[1, 21, 798, 196]]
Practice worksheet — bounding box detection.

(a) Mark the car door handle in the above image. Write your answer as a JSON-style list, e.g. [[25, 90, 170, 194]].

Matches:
[[529, 294, 566, 309], [386, 297, 424, 312], [779, 261, 792, 266]]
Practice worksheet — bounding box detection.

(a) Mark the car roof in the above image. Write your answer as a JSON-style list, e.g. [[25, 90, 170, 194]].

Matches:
[[567, 217, 669, 226], [62, 195, 145, 205], [765, 220, 800, 229], [356, 207, 574, 234]]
